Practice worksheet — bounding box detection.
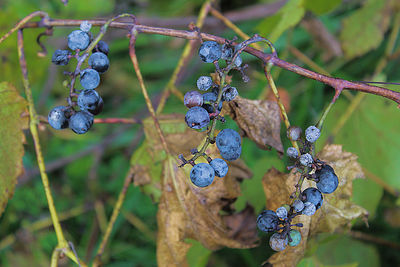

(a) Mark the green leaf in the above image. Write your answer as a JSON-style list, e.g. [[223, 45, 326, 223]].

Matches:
[[256, 0, 305, 42], [303, 0, 342, 15], [317, 94, 400, 217], [0, 82, 28, 217], [311, 234, 379, 267], [340, 0, 389, 59], [185, 239, 212, 267]]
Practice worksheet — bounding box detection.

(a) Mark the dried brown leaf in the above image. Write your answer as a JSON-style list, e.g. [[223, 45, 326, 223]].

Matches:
[[157, 154, 257, 267], [262, 145, 367, 267], [223, 96, 283, 152], [142, 114, 207, 157], [311, 144, 368, 233]]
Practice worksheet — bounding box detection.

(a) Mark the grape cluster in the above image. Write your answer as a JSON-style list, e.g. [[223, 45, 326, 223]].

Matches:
[[48, 22, 110, 134], [257, 126, 339, 251], [180, 40, 248, 188]]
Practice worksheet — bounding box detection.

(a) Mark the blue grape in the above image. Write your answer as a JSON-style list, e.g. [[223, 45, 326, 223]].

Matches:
[[202, 92, 222, 113], [302, 202, 316, 216], [77, 89, 103, 115], [198, 41, 221, 63], [196, 76, 213, 91], [184, 91, 203, 108], [221, 44, 233, 60], [190, 163, 215, 187], [88, 52, 109, 73], [293, 199, 304, 212], [222, 86, 238, 102], [92, 40, 109, 55], [316, 164, 339, 194], [269, 233, 288, 251], [68, 30, 90, 50], [48, 106, 69, 130], [80, 21, 92, 32], [287, 126, 302, 141], [69, 111, 94, 134], [288, 229, 301, 247], [305, 125, 320, 143], [51, 50, 71, 65], [210, 158, 228, 177], [185, 106, 210, 129], [301, 187, 323, 210], [216, 129, 241, 161], [257, 210, 279, 232], [80, 69, 100, 90]]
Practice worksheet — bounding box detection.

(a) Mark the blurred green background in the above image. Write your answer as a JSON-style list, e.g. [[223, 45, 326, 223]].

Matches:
[[1, 0, 400, 266]]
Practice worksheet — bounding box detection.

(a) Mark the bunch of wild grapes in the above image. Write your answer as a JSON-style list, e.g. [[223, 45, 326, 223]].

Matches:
[[48, 21, 109, 134], [179, 39, 248, 187], [257, 126, 340, 251]]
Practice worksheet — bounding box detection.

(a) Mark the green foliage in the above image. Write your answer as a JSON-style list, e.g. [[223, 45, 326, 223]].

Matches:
[[256, 0, 305, 42], [303, 0, 342, 15], [299, 234, 380, 267], [340, 0, 389, 59], [1, 0, 400, 266], [318, 95, 400, 217]]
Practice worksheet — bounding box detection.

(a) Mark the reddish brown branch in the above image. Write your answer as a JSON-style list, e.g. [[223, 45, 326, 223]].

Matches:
[[11, 16, 400, 105], [31, 114, 141, 125]]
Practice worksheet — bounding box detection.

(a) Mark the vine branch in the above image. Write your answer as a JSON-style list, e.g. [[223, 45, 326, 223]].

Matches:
[[3, 14, 397, 105]]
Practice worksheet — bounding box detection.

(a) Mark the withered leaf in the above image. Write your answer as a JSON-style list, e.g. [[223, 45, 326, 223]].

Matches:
[[223, 96, 283, 152], [262, 145, 367, 267], [157, 153, 257, 267], [130, 114, 258, 266]]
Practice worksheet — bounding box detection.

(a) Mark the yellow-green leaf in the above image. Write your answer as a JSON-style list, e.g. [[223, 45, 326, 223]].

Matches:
[[303, 0, 342, 15], [0, 82, 28, 217], [340, 0, 391, 59], [256, 0, 305, 42]]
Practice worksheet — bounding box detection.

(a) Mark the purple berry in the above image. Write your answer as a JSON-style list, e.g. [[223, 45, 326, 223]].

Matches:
[[184, 91, 203, 108]]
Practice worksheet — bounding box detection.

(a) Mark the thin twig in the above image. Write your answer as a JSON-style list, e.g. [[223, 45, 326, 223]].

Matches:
[[362, 167, 400, 197], [17, 29, 67, 247], [50, 247, 61, 267], [156, 0, 213, 114], [93, 169, 134, 267], [264, 64, 300, 153], [18, 28, 87, 267], [209, 6, 262, 50], [129, 28, 171, 154], [350, 230, 400, 251], [0, 11, 49, 44]]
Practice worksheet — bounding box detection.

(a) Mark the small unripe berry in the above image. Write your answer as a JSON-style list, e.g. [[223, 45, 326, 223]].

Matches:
[[287, 126, 302, 141], [286, 147, 298, 158], [300, 153, 313, 167]]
